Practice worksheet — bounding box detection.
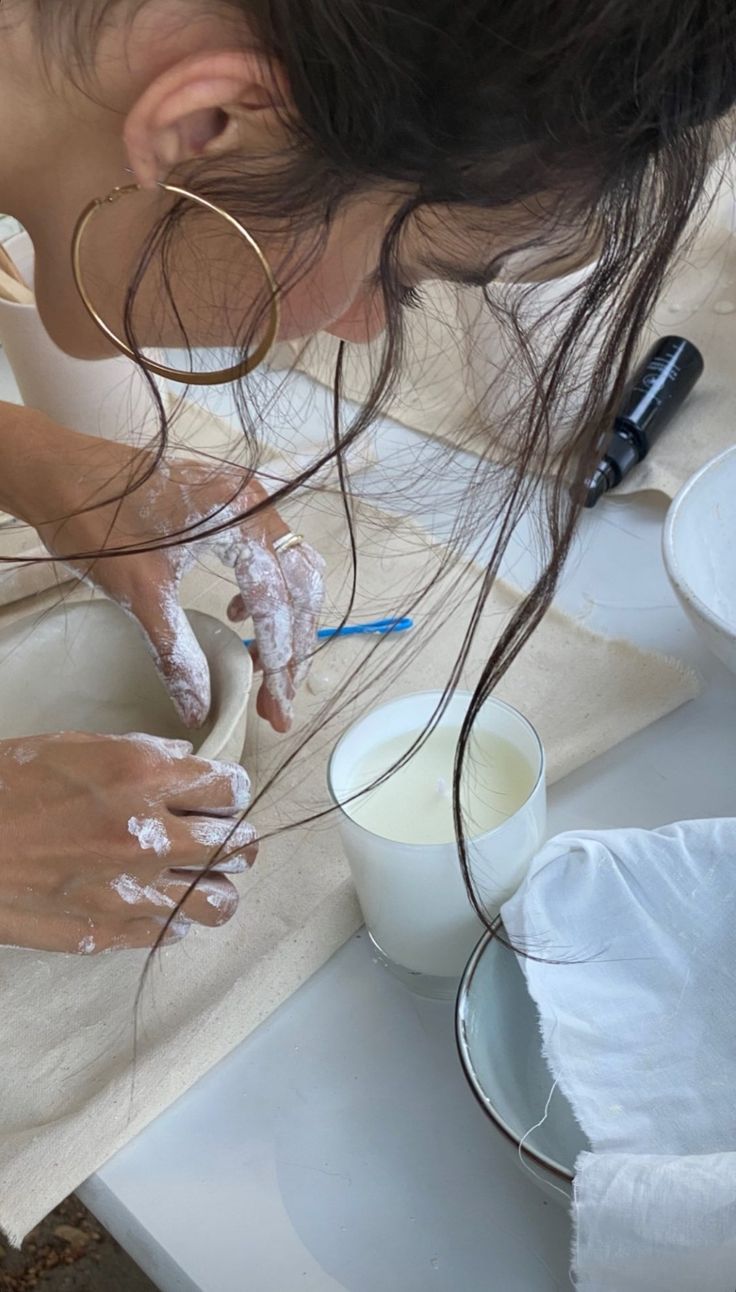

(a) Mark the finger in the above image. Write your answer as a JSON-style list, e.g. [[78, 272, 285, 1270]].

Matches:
[[163, 758, 252, 815], [127, 810, 255, 872], [129, 581, 212, 729], [276, 545, 326, 688], [172, 854, 252, 875], [178, 816, 257, 866], [242, 645, 294, 730], [160, 873, 240, 928], [255, 684, 291, 733], [110, 869, 239, 928], [233, 539, 295, 729]]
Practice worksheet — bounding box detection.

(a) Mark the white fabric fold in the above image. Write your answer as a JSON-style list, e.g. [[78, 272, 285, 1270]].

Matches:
[[502, 820, 736, 1291], [574, 1152, 736, 1291]]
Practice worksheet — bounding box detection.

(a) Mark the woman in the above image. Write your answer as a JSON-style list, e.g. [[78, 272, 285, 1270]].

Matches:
[[0, 0, 733, 955]]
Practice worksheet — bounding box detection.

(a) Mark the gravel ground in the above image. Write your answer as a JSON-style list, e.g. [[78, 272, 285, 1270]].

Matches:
[[0, 1196, 157, 1291]]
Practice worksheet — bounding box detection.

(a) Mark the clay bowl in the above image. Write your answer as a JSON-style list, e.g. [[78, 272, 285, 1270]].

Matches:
[[663, 446, 736, 677], [0, 600, 252, 761]]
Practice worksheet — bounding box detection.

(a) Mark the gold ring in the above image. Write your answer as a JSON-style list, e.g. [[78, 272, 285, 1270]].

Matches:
[[272, 532, 305, 556]]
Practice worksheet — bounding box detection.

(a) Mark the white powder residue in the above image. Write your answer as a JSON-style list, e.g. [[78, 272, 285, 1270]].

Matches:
[[233, 537, 326, 716], [11, 744, 37, 765], [112, 873, 145, 905], [111, 872, 176, 909], [118, 592, 211, 729], [160, 590, 212, 727], [110, 465, 325, 728], [128, 815, 171, 856], [78, 935, 96, 955], [208, 761, 252, 807], [145, 885, 176, 909], [278, 545, 326, 684], [235, 540, 291, 657], [122, 733, 193, 760], [202, 504, 242, 569], [206, 889, 231, 910], [190, 818, 257, 851]]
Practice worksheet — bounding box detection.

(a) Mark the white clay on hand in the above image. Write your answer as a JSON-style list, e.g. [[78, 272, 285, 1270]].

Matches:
[[277, 544, 327, 689], [49, 450, 326, 731]]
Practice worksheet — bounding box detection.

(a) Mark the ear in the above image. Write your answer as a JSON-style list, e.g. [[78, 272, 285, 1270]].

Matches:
[[123, 50, 289, 188]]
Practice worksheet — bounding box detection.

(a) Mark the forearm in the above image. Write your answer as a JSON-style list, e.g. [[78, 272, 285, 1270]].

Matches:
[[0, 402, 61, 523], [0, 402, 147, 529]]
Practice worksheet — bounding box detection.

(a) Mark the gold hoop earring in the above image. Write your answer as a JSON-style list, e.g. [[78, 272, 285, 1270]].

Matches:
[[71, 182, 280, 386]]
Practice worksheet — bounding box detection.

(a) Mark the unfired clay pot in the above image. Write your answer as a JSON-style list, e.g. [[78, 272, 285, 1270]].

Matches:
[[0, 601, 252, 762]]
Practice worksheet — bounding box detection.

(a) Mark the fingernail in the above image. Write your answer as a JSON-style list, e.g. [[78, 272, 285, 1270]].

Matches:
[[204, 886, 238, 913]]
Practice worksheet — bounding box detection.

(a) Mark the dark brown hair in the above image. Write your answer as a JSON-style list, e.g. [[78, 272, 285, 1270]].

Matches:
[[33, 0, 736, 942]]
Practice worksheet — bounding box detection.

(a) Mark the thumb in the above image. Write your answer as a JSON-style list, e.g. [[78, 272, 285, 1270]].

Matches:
[[129, 586, 212, 729]]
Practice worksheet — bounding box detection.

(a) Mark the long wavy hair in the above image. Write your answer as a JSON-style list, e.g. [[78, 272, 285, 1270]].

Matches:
[[32, 0, 736, 941]]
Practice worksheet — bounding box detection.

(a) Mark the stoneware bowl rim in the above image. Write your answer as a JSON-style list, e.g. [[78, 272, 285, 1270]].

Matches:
[[455, 927, 575, 1186], [662, 444, 736, 642]]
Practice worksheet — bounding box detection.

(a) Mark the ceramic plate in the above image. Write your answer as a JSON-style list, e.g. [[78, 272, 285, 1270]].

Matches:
[[456, 929, 589, 1198]]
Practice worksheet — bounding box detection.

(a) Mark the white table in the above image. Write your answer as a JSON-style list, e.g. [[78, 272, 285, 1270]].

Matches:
[[2, 355, 733, 1291]]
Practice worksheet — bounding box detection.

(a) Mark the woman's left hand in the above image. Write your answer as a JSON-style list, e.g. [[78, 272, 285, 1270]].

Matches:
[[35, 443, 325, 733]]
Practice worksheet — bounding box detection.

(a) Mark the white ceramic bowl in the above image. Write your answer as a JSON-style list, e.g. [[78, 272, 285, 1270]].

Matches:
[[663, 446, 736, 675], [456, 930, 589, 1202], [0, 601, 252, 761]]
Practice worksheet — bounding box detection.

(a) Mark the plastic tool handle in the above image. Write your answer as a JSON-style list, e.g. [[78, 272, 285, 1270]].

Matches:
[[243, 616, 413, 647]]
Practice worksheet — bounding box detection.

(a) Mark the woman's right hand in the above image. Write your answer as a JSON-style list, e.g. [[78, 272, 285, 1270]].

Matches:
[[0, 732, 256, 955]]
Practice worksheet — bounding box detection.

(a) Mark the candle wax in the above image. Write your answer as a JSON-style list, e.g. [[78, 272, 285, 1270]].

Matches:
[[342, 724, 536, 845]]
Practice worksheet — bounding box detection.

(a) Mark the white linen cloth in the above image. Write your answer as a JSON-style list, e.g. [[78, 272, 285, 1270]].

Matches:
[[502, 819, 736, 1291]]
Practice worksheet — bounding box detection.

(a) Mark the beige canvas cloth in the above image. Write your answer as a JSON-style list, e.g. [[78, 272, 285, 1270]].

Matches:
[[0, 481, 699, 1245], [270, 172, 736, 502]]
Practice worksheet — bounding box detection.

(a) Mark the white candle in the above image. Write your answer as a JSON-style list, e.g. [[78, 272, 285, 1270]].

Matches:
[[345, 724, 537, 845], [328, 691, 546, 993]]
